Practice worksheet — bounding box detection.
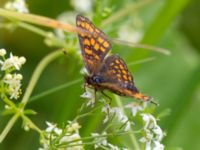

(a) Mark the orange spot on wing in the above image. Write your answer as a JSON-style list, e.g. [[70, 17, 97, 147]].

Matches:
[[91, 38, 95, 45], [128, 76, 132, 81], [115, 60, 120, 64], [103, 41, 109, 48], [89, 26, 94, 32], [85, 23, 89, 29], [85, 48, 92, 55], [123, 75, 128, 80], [98, 37, 104, 43], [95, 29, 100, 33], [117, 74, 121, 78], [86, 59, 94, 65], [119, 65, 124, 69], [122, 70, 127, 74], [114, 66, 119, 69], [81, 22, 85, 28], [84, 39, 90, 45], [100, 47, 106, 52], [95, 55, 100, 60], [94, 44, 100, 50]]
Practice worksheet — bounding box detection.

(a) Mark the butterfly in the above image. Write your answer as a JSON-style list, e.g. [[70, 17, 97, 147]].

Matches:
[[76, 15, 151, 102]]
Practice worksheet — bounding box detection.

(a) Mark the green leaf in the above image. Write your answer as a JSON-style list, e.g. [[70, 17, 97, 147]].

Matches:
[[23, 109, 37, 115]]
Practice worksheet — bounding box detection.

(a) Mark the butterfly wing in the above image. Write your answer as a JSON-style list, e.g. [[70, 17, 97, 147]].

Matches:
[[76, 15, 112, 74], [98, 55, 150, 101]]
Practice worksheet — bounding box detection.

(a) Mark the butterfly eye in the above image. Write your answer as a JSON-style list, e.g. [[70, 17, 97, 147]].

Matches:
[[92, 75, 103, 83]]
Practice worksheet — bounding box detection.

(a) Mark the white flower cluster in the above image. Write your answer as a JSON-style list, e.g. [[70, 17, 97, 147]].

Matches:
[[0, 53, 26, 71], [91, 132, 127, 150], [0, 48, 26, 100], [125, 102, 145, 117], [5, 0, 29, 13], [140, 113, 165, 150], [4, 73, 23, 99], [102, 105, 131, 131], [81, 88, 165, 149], [39, 121, 83, 150]]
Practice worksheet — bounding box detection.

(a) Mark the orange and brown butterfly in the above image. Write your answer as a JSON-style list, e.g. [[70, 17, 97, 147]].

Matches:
[[76, 14, 151, 102]]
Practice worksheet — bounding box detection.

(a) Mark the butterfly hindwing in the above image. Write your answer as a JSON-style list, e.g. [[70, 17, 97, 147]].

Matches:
[[98, 55, 150, 101], [76, 15, 112, 74]]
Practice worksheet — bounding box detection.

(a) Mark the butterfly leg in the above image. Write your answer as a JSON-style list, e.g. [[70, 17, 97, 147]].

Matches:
[[83, 82, 88, 92], [94, 88, 97, 102], [101, 91, 112, 115], [101, 91, 112, 105]]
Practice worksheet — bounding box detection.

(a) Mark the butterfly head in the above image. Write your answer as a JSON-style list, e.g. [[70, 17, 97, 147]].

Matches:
[[85, 75, 104, 86]]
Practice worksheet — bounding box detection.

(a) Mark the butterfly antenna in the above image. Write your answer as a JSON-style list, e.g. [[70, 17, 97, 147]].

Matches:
[[111, 38, 171, 56], [150, 98, 159, 106]]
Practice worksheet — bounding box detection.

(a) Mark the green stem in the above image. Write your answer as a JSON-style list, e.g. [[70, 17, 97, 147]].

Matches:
[[21, 50, 62, 106], [18, 22, 48, 37], [21, 114, 44, 139], [29, 78, 82, 103], [0, 113, 20, 143], [102, 0, 155, 26], [114, 95, 140, 150], [0, 8, 76, 33]]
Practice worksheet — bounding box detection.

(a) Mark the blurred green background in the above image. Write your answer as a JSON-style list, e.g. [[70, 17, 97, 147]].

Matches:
[[0, 0, 200, 149]]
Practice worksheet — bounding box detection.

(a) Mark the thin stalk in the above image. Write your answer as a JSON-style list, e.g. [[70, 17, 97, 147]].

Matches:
[[29, 78, 82, 103], [18, 22, 48, 37], [111, 39, 171, 55], [21, 50, 62, 106], [0, 113, 20, 143], [114, 95, 140, 150], [102, 0, 155, 26], [0, 8, 76, 33]]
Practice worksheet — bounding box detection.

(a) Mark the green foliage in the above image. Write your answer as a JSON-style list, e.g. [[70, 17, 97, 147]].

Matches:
[[0, 0, 200, 150]]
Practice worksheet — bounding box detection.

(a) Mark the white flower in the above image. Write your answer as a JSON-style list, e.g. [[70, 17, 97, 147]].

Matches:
[[125, 103, 143, 116], [63, 133, 83, 150], [4, 73, 23, 99], [80, 67, 88, 75], [145, 141, 151, 150], [102, 104, 111, 123], [70, 0, 93, 13], [1, 53, 26, 71], [5, 0, 29, 13], [67, 121, 81, 133], [81, 91, 95, 107], [54, 128, 62, 135], [45, 121, 56, 133], [153, 141, 164, 150], [140, 113, 165, 150], [92, 132, 108, 149], [141, 113, 157, 130], [45, 121, 62, 135], [107, 143, 120, 150], [102, 107, 131, 131], [41, 121, 83, 150], [153, 125, 164, 141], [139, 137, 147, 143], [0, 48, 6, 56]]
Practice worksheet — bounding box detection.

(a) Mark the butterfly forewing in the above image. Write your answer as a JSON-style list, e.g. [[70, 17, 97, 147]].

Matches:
[[76, 15, 112, 74]]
